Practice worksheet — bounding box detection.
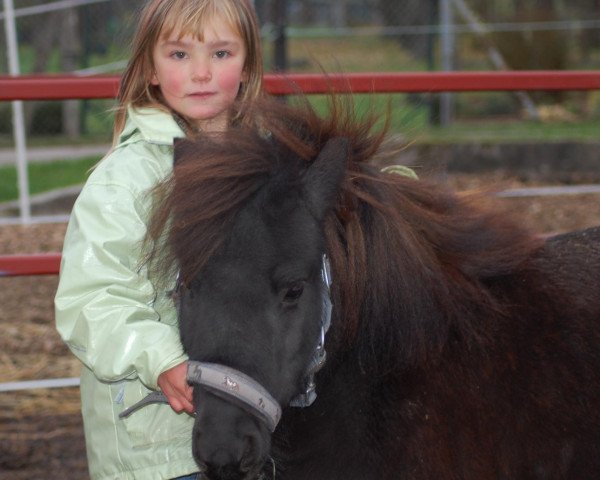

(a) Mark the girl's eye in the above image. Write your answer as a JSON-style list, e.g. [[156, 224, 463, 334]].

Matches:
[[171, 51, 187, 60], [214, 50, 230, 59]]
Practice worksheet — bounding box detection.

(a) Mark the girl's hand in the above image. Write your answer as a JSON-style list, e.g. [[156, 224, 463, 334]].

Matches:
[[157, 361, 195, 414]]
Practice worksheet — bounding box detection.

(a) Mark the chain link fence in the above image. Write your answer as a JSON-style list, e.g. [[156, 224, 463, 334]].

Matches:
[[0, 0, 599, 143]]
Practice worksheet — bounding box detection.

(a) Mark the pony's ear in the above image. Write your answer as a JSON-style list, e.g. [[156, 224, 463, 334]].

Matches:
[[173, 138, 198, 165], [303, 137, 349, 220]]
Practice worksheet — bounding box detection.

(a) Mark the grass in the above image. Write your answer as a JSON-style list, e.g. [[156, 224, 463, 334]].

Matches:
[[296, 93, 600, 143], [1, 107, 599, 204], [0, 156, 100, 203], [1, 114, 598, 204], [0, 135, 110, 149], [415, 119, 600, 143]]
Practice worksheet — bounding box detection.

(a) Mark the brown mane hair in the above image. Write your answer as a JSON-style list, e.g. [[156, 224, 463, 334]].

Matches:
[[146, 93, 543, 369], [145, 93, 386, 282]]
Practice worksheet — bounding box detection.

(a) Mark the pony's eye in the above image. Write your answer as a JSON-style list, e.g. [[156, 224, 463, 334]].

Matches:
[[283, 283, 304, 304]]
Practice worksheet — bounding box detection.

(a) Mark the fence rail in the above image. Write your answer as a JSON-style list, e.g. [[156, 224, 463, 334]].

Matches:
[[1, 70, 600, 101], [0, 253, 61, 276]]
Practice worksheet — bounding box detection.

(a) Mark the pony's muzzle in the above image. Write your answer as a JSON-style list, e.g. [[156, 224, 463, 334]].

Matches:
[[195, 431, 267, 480], [192, 391, 271, 480]]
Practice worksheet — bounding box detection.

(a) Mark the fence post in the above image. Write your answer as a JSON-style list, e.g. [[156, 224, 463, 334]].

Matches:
[[3, 0, 31, 224], [439, 0, 456, 126], [272, 0, 288, 71]]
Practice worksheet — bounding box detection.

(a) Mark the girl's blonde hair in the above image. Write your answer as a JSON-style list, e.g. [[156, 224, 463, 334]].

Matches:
[[113, 0, 264, 141]]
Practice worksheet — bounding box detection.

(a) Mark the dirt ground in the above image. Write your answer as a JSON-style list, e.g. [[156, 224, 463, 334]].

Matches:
[[1, 173, 600, 479]]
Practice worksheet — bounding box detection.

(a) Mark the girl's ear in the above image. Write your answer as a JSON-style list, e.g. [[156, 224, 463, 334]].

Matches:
[[150, 72, 159, 86]]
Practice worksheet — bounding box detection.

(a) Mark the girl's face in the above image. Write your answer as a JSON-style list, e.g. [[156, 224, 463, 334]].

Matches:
[[151, 15, 247, 132]]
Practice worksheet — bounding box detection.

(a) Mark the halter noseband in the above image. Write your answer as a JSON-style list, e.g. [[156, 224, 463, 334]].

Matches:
[[186, 361, 282, 432], [119, 255, 333, 432]]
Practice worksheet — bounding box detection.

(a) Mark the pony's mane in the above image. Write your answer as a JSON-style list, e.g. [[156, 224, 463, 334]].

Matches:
[[146, 94, 386, 283], [146, 94, 543, 371]]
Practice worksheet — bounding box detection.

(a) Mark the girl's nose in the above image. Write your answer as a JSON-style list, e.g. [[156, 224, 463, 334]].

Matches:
[[192, 60, 212, 82]]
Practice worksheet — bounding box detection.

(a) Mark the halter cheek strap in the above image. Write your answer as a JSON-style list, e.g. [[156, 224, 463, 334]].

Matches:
[[289, 254, 332, 407]]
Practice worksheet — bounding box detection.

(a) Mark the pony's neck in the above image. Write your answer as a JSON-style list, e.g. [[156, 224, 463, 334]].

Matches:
[[326, 175, 541, 373]]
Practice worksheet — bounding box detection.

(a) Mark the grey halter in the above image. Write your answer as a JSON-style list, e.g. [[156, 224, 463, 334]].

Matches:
[[289, 254, 332, 407], [186, 361, 282, 432], [119, 255, 333, 432]]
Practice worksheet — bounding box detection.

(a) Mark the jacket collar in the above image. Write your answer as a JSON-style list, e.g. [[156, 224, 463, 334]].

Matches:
[[118, 106, 186, 147]]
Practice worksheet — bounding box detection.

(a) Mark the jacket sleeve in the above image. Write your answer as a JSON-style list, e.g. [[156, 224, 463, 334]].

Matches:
[[54, 174, 187, 390]]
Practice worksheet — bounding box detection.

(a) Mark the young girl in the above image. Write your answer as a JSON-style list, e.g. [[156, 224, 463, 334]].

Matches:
[[54, 1, 264, 478]]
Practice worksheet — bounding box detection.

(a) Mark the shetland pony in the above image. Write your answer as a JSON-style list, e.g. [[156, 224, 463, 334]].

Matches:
[[146, 96, 600, 480]]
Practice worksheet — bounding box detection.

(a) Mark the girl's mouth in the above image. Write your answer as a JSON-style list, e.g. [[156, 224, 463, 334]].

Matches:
[[189, 92, 215, 99]]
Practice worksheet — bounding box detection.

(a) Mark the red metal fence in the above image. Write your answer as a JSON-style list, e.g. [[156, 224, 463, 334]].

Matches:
[[1, 71, 600, 100], [0, 253, 61, 276], [1, 70, 600, 277]]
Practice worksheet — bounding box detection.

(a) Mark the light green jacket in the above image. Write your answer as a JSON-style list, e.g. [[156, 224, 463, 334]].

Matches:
[[54, 107, 199, 479]]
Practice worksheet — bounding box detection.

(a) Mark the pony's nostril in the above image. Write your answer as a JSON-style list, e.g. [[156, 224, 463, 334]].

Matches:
[[239, 434, 258, 472], [199, 433, 264, 479]]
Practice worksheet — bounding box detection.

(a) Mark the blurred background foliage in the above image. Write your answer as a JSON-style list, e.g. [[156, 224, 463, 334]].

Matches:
[[0, 0, 599, 143]]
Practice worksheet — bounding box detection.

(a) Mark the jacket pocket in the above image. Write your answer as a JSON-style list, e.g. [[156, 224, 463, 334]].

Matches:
[[119, 380, 194, 448]]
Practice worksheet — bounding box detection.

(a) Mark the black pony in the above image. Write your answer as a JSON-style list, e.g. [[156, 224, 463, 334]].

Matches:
[[147, 96, 600, 480]]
